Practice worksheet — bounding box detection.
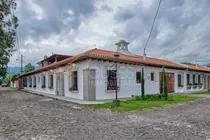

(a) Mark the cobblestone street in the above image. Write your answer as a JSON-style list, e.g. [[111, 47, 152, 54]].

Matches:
[[1, 90, 210, 140]]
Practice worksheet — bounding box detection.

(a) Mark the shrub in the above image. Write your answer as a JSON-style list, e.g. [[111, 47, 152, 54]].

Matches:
[[41, 85, 45, 88], [163, 70, 168, 99], [33, 85, 36, 88], [69, 86, 78, 91], [141, 67, 145, 98], [135, 94, 172, 101], [160, 71, 164, 94]]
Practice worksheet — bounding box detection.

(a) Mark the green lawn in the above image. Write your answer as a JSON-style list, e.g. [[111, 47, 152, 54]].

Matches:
[[86, 96, 202, 112], [192, 90, 210, 94]]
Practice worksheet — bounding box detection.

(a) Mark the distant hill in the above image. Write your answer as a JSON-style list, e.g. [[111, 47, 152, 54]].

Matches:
[[7, 66, 38, 74]]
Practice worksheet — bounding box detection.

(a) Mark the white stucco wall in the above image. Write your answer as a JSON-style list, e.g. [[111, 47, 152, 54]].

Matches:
[[86, 60, 186, 100], [24, 72, 56, 95], [23, 59, 210, 101], [23, 62, 88, 100]]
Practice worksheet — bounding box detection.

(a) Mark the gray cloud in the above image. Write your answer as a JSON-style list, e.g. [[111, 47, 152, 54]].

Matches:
[[17, 0, 95, 42], [11, 0, 210, 67], [113, 0, 210, 65]]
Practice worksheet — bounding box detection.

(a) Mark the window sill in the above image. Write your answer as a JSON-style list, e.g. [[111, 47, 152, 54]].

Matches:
[[106, 90, 120, 93]]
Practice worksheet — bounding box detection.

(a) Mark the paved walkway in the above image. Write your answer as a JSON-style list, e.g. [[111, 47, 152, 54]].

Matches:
[[23, 90, 106, 105], [1, 90, 210, 139]]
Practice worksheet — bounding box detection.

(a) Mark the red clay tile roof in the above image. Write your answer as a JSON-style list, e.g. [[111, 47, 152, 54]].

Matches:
[[19, 48, 210, 77], [85, 49, 187, 69], [184, 63, 210, 72]]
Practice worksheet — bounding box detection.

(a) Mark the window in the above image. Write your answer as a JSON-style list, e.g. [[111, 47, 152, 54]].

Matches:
[[29, 77, 32, 87], [49, 75, 54, 89], [23, 78, 27, 87], [198, 75, 201, 84], [187, 74, 190, 85], [136, 72, 141, 83], [71, 71, 78, 90], [42, 75, 46, 88], [193, 74, 195, 84], [33, 76, 36, 88], [178, 74, 182, 87], [151, 72, 155, 81], [107, 70, 117, 90]]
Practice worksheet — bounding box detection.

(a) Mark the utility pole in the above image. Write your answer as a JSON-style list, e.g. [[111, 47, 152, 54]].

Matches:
[[20, 55, 24, 74]]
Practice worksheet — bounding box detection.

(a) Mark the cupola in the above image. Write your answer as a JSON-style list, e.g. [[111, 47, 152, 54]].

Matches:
[[115, 40, 134, 56]]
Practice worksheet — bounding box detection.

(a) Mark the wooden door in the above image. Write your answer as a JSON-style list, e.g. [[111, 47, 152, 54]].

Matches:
[[159, 72, 175, 93], [204, 75, 207, 89]]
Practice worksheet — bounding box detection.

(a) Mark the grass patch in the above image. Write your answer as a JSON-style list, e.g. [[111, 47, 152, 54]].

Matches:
[[86, 95, 202, 112], [192, 90, 210, 94]]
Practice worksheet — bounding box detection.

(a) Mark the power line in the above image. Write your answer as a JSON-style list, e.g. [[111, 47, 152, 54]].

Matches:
[[144, 0, 162, 55]]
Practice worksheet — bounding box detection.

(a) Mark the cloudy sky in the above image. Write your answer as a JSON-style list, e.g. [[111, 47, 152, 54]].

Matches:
[[9, 0, 210, 66]]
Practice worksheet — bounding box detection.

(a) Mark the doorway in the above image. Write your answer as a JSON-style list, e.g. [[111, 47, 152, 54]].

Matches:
[[159, 72, 175, 93], [83, 69, 96, 101], [204, 75, 208, 89], [56, 72, 64, 96]]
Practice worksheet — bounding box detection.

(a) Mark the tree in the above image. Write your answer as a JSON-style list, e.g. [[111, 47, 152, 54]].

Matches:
[[0, 78, 2, 85], [163, 70, 168, 99], [2, 73, 19, 86], [207, 63, 210, 68], [0, 0, 18, 77], [10, 73, 19, 81], [24, 63, 35, 73], [141, 67, 145, 98], [159, 70, 164, 94]]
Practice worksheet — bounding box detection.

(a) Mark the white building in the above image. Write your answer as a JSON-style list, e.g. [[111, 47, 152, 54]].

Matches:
[[17, 40, 210, 101]]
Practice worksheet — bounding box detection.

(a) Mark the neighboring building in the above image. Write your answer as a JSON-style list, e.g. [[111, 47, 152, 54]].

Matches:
[[16, 40, 210, 101], [37, 54, 72, 68]]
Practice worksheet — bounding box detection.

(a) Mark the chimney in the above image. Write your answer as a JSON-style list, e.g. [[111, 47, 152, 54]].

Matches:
[[195, 60, 198, 68]]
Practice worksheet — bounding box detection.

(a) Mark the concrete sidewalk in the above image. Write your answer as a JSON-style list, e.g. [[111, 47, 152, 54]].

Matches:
[[23, 90, 106, 105], [0, 87, 17, 92]]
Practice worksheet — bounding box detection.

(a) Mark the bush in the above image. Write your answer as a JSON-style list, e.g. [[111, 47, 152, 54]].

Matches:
[[141, 67, 145, 98], [135, 94, 172, 101]]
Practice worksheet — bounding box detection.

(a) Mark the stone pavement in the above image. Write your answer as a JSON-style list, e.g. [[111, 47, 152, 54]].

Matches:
[[1, 90, 210, 140]]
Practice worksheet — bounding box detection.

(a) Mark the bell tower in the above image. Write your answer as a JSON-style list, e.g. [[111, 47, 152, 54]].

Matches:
[[115, 40, 134, 56]]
